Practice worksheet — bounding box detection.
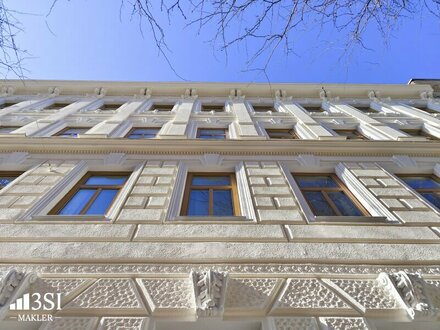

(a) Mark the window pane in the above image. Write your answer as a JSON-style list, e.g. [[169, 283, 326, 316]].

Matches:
[[0, 177, 16, 188], [199, 134, 225, 139], [328, 191, 363, 216], [401, 177, 440, 189], [213, 190, 234, 216], [85, 176, 127, 186], [420, 193, 440, 209], [304, 191, 335, 216], [296, 176, 339, 188], [0, 127, 19, 133], [59, 189, 96, 215], [85, 189, 118, 215], [133, 128, 159, 135], [192, 176, 230, 186], [187, 190, 209, 216], [199, 129, 225, 135]]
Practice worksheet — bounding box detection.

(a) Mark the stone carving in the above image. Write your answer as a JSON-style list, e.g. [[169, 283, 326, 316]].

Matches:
[[0, 269, 37, 320], [378, 271, 440, 320], [31, 278, 92, 305], [319, 317, 372, 330], [271, 317, 319, 330], [137, 278, 195, 315], [274, 279, 351, 312], [328, 279, 401, 311], [64, 279, 145, 312], [199, 153, 224, 166], [225, 278, 281, 314], [2, 263, 440, 276], [191, 269, 228, 317], [98, 317, 149, 330], [39, 317, 98, 330]]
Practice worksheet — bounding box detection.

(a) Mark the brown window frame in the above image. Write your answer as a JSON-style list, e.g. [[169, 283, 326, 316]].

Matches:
[[301, 106, 324, 113], [334, 129, 368, 140], [0, 171, 22, 189], [293, 173, 369, 216], [401, 129, 438, 140], [54, 127, 90, 137], [201, 104, 225, 112], [399, 174, 440, 210], [49, 172, 130, 215], [0, 102, 17, 109], [98, 103, 124, 111], [266, 129, 299, 139], [196, 128, 228, 139], [45, 102, 72, 110], [180, 173, 240, 216]]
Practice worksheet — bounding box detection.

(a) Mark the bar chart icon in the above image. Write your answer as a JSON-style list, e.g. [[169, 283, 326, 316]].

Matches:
[[9, 293, 30, 311]]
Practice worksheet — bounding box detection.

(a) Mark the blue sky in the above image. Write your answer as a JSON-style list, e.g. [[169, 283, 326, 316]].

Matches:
[[6, 0, 440, 83]]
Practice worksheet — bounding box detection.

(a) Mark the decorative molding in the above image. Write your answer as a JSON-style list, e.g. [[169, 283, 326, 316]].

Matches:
[[0, 152, 28, 166], [199, 153, 223, 166], [378, 271, 440, 320], [103, 153, 127, 166], [191, 269, 228, 317], [392, 155, 419, 169], [236, 161, 256, 221], [165, 162, 188, 220], [0, 269, 38, 320], [296, 154, 320, 168]]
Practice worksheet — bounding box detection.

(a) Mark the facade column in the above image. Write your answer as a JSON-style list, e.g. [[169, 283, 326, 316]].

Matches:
[[279, 101, 338, 139], [158, 98, 196, 139], [230, 99, 265, 139], [324, 101, 411, 141], [11, 98, 102, 137], [84, 99, 148, 138]]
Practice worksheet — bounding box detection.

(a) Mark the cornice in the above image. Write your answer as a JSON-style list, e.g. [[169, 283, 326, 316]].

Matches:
[[0, 79, 433, 99], [1, 138, 440, 157]]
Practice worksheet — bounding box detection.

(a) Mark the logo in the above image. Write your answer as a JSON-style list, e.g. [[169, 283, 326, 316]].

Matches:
[[9, 292, 62, 322]]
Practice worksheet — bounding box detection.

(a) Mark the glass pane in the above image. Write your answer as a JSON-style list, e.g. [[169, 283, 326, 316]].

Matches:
[[59, 189, 96, 215], [328, 191, 363, 216], [296, 176, 338, 188], [0, 176, 16, 188], [192, 176, 230, 186], [401, 177, 440, 189], [187, 190, 209, 216], [213, 190, 234, 216], [0, 127, 19, 133], [59, 128, 88, 137], [199, 135, 225, 139], [128, 134, 142, 139], [133, 128, 159, 135], [85, 176, 127, 186], [304, 191, 335, 216], [85, 189, 118, 215], [420, 193, 440, 209]]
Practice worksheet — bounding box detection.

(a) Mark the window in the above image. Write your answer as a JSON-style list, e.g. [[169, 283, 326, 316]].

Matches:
[[415, 106, 437, 114], [266, 129, 298, 139], [181, 173, 239, 216], [0, 126, 20, 133], [0, 172, 21, 189], [252, 105, 276, 113], [55, 127, 89, 138], [334, 129, 368, 140], [294, 174, 368, 216], [302, 105, 324, 113], [400, 175, 440, 210], [201, 104, 224, 112], [126, 128, 160, 139], [353, 106, 377, 113], [151, 103, 175, 112], [197, 128, 227, 139], [99, 103, 123, 111], [0, 102, 17, 109], [401, 129, 438, 140], [50, 173, 129, 215], [45, 102, 71, 110]]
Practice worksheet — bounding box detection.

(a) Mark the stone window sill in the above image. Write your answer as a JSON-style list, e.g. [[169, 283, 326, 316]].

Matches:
[[29, 215, 110, 223], [313, 216, 390, 224]]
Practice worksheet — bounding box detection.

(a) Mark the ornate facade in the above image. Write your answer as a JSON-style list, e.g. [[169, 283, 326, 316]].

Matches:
[[0, 79, 439, 329]]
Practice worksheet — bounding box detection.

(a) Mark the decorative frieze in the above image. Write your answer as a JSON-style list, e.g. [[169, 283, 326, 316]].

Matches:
[[191, 270, 228, 317]]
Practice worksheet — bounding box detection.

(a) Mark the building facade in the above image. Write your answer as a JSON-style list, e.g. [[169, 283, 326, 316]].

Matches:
[[0, 80, 439, 329]]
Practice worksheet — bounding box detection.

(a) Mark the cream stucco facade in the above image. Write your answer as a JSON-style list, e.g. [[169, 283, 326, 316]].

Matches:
[[0, 80, 439, 329]]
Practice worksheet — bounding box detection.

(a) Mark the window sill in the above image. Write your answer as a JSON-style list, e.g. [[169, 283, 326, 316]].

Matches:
[[29, 215, 110, 223], [312, 216, 390, 224], [171, 216, 250, 223]]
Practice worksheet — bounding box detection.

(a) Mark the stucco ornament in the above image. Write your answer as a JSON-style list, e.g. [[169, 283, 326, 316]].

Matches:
[[191, 269, 228, 317], [0, 269, 37, 320], [378, 271, 439, 320]]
